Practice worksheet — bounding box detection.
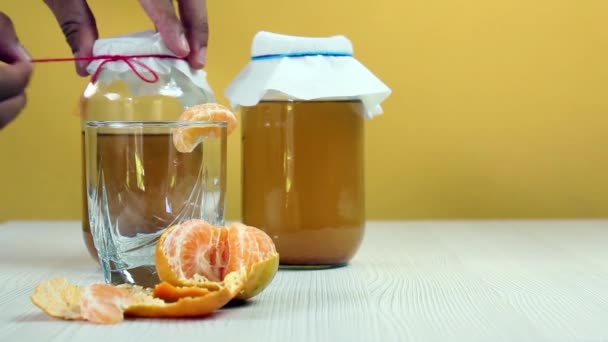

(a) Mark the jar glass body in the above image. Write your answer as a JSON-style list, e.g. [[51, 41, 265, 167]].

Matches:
[[241, 99, 365, 268], [80, 69, 212, 260]]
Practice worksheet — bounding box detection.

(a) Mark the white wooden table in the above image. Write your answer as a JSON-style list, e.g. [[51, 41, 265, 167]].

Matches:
[[1, 220, 608, 341]]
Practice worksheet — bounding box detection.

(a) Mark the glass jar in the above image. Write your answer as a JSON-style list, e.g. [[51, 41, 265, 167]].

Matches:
[[240, 99, 365, 268], [226, 31, 390, 268], [79, 31, 215, 260]]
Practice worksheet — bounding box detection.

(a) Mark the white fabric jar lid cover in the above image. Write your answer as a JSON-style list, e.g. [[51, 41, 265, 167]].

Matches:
[[225, 31, 392, 119]]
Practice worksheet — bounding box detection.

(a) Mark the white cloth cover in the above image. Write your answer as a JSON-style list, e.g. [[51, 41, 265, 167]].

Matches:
[[225, 31, 391, 119], [86, 30, 215, 101]]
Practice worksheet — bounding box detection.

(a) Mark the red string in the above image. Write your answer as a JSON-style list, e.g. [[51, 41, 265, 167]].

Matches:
[[31, 54, 185, 83]]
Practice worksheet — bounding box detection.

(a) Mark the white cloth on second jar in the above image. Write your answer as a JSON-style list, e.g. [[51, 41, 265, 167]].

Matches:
[[86, 30, 216, 105], [225, 31, 391, 119]]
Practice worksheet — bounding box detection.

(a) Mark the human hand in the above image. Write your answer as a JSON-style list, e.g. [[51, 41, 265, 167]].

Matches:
[[0, 12, 33, 130], [44, 0, 209, 76]]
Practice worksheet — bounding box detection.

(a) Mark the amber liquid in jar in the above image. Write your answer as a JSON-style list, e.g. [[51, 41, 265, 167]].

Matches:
[[241, 100, 365, 268]]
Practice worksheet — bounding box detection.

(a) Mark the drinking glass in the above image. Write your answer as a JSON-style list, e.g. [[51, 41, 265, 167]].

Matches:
[[84, 120, 227, 287]]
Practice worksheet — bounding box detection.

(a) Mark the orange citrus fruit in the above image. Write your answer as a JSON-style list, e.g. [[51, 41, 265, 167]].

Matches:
[[156, 219, 279, 300], [172, 103, 238, 153], [30, 220, 277, 324]]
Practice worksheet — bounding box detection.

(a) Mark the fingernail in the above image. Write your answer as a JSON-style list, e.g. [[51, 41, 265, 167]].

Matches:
[[77, 60, 89, 73], [179, 34, 190, 55], [197, 46, 207, 66], [74, 52, 90, 75], [17, 45, 31, 62]]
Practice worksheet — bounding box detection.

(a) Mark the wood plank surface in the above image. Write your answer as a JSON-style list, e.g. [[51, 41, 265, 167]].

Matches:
[[1, 220, 607, 342]]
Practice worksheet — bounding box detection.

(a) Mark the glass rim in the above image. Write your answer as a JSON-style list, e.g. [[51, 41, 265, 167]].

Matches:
[[85, 120, 228, 128]]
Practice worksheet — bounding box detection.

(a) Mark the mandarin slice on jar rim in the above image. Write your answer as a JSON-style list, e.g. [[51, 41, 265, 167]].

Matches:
[[172, 103, 238, 153]]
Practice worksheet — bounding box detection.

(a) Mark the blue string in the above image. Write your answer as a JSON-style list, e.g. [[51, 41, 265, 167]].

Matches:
[[251, 51, 352, 61]]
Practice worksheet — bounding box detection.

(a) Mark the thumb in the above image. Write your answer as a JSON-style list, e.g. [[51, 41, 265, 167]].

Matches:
[[0, 12, 31, 63], [44, 0, 98, 76]]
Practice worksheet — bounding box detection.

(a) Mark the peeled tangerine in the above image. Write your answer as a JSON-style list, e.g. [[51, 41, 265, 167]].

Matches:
[[156, 220, 280, 301], [31, 220, 279, 324]]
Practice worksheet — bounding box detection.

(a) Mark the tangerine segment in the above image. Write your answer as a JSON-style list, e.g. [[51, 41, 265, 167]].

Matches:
[[173, 103, 237, 153], [225, 222, 279, 300], [225, 222, 278, 276], [80, 284, 135, 324], [156, 219, 228, 286], [30, 278, 84, 321]]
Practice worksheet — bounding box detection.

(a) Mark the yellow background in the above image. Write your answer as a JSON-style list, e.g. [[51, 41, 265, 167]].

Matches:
[[1, 0, 607, 222]]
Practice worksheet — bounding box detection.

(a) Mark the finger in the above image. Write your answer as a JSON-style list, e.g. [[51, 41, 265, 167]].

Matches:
[[0, 92, 27, 130], [43, 0, 98, 76], [0, 12, 31, 63], [138, 0, 190, 57], [177, 0, 209, 68], [0, 62, 33, 101]]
